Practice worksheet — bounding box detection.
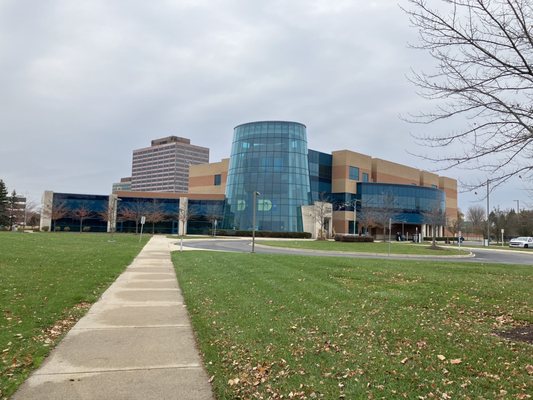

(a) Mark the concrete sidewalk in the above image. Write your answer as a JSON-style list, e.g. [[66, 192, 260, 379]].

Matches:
[[13, 236, 214, 400]]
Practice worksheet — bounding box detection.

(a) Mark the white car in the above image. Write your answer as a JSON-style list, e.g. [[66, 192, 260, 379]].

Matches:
[[508, 236, 533, 248]]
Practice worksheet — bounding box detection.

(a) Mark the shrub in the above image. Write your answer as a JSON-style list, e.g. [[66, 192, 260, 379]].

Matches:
[[63, 226, 70, 232], [334, 234, 374, 243], [41, 226, 49, 232], [82, 226, 91, 232], [54, 226, 61, 232], [212, 230, 312, 239]]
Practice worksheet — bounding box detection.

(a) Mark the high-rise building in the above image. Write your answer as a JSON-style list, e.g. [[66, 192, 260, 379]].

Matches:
[[112, 177, 132, 193], [131, 136, 209, 192]]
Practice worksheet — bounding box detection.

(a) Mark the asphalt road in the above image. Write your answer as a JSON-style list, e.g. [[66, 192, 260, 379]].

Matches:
[[179, 239, 533, 265]]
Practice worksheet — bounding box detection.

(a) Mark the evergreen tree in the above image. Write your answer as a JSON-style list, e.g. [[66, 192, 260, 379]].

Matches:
[[8, 189, 19, 229], [0, 179, 8, 226]]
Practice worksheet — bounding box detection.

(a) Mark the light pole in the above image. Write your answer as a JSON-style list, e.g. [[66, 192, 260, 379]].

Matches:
[[252, 191, 260, 253], [513, 199, 520, 214], [486, 179, 490, 247], [342, 199, 361, 235]]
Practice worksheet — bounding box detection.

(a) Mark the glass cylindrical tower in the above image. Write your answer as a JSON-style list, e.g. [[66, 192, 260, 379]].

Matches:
[[223, 121, 311, 232]]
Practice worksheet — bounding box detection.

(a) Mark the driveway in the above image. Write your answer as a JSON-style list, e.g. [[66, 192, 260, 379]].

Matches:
[[180, 239, 533, 265]]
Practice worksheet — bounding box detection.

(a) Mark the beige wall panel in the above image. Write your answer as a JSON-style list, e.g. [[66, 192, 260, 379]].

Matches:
[[116, 191, 225, 201], [372, 159, 420, 184], [188, 185, 225, 195], [420, 171, 439, 187], [189, 158, 229, 177], [331, 150, 372, 193]]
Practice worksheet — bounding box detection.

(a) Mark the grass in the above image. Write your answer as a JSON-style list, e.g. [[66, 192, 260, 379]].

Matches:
[[257, 240, 470, 256], [0, 232, 149, 399], [173, 251, 532, 399]]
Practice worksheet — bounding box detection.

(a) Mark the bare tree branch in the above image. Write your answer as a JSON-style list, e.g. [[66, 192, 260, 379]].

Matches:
[[402, 0, 533, 191]]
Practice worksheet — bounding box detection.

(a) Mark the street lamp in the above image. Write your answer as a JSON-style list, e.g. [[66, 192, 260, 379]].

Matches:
[[342, 199, 361, 235], [475, 178, 491, 247], [251, 191, 261, 253]]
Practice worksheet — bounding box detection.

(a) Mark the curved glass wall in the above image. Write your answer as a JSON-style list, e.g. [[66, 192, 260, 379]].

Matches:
[[223, 121, 311, 232]]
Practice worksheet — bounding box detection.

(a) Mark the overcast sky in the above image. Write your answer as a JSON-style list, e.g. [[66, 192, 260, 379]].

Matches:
[[0, 0, 528, 212]]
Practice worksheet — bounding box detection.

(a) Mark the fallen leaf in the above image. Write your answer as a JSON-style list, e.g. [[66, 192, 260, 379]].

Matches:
[[401, 357, 409, 364], [526, 364, 533, 375], [450, 359, 462, 365], [437, 354, 446, 361]]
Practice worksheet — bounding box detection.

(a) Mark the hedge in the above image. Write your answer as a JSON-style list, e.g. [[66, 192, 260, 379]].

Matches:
[[210, 229, 312, 239], [334, 234, 374, 242]]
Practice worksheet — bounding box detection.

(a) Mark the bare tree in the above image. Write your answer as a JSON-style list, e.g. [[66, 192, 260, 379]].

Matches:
[[44, 202, 69, 232], [374, 193, 398, 240], [25, 202, 40, 229], [145, 200, 166, 234], [199, 203, 223, 236], [403, 0, 533, 190], [356, 208, 379, 237], [466, 205, 486, 235], [447, 209, 464, 238], [423, 207, 447, 248], [118, 200, 148, 234], [118, 207, 137, 233], [72, 206, 92, 233]]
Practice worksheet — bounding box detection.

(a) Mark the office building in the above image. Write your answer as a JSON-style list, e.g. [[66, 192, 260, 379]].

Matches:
[[189, 121, 457, 237], [131, 136, 209, 193], [41, 121, 458, 238], [112, 177, 132, 193]]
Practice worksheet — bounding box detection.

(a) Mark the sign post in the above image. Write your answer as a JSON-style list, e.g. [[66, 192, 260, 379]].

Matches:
[[139, 216, 146, 243], [388, 218, 392, 257], [501, 228, 504, 247]]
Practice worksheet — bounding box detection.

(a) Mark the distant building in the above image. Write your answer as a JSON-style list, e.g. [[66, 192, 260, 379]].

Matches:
[[112, 177, 132, 193], [131, 136, 209, 193], [40, 121, 459, 238]]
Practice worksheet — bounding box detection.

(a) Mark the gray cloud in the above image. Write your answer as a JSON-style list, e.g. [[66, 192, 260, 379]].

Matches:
[[0, 0, 527, 211]]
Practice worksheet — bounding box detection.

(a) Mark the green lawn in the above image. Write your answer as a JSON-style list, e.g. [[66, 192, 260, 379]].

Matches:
[[0, 232, 149, 399], [258, 240, 470, 256], [173, 251, 532, 399]]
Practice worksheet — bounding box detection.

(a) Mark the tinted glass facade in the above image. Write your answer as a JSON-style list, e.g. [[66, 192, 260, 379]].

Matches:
[[224, 121, 310, 232], [52, 193, 109, 232], [188, 199, 225, 234], [356, 182, 445, 224], [308, 150, 332, 202], [117, 196, 180, 233]]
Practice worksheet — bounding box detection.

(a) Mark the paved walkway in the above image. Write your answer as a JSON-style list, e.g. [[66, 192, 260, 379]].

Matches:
[[13, 236, 214, 400]]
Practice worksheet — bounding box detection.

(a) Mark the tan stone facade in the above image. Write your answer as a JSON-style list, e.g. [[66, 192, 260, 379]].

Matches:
[[331, 150, 458, 234], [182, 149, 458, 236], [188, 158, 229, 195], [331, 150, 372, 194]]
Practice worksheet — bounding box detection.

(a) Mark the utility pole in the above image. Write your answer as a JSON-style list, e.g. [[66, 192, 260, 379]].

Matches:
[[486, 179, 490, 247]]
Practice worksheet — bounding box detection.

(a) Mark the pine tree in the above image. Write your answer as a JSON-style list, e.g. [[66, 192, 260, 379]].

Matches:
[[8, 189, 19, 229], [0, 180, 8, 227]]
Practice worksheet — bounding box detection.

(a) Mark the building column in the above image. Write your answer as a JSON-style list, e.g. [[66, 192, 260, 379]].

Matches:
[[108, 194, 118, 233], [179, 197, 188, 236], [421, 224, 426, 238], [39, 191, 53, 231]]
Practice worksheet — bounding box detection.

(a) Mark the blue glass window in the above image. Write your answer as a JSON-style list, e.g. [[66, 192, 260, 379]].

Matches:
[[362, 172, 369, 182], [349, 166, 359, 180], [214, 174, 221, 186]]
